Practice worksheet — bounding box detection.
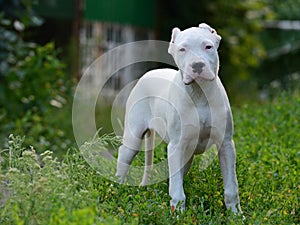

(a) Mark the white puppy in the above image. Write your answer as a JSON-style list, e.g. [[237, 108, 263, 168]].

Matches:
[[116, 23, 241, 213]]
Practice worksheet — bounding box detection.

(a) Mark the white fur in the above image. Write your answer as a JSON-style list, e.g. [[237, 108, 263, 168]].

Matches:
[[116, 23, 241, 213]]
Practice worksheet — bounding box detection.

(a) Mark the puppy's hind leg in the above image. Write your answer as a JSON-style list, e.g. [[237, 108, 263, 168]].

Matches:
[[116, 124, 145, 184], [141, 129, 155, 186], [116, 145, 139, 183]]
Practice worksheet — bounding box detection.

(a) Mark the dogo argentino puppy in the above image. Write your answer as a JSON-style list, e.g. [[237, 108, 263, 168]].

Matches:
[[116, 23, 242, 213]]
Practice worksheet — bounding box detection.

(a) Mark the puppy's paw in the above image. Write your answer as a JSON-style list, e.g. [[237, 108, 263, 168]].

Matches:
[[170, 200, 185, 213]]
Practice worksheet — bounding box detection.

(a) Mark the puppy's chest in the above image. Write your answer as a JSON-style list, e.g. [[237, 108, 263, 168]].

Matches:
[[195, 123, 213, 153], [195, 105, 215, 153]]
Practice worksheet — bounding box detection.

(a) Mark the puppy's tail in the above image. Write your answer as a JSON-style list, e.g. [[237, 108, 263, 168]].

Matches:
[[140, 129, 155, 186]]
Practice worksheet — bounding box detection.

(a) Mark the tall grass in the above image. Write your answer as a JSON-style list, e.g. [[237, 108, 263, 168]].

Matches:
[[0, 91, 299, 224]]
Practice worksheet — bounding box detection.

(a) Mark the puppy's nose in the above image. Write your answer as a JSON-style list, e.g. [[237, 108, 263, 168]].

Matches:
[[192, 62, 205, 74]]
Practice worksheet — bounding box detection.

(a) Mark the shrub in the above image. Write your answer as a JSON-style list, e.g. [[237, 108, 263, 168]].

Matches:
[[0, 8, 74, 154], [0, 42, 73, 154], [0, 0, 73, 155]]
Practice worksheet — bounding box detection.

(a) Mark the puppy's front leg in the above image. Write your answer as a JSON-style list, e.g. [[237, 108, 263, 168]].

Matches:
[[218, 140, 242, 213], [168, 143, 187, 212]]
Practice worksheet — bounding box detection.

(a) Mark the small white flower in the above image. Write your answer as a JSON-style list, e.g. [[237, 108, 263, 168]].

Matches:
[[50, 99, 63, 108], [14, 20, 25, 31]]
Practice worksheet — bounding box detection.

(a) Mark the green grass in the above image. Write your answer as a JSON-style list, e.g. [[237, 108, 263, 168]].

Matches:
[[0, 92, 299, 224]]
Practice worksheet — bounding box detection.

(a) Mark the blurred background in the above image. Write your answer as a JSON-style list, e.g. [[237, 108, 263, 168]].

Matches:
[[1, 0, 300, 155]]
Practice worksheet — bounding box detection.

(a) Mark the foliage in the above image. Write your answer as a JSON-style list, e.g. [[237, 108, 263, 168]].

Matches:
[[209, 0, 274, 102], [0, 40, 73, 154], [0, 91, 299, 224], [212, 1, 271, 76], [257, 0, 300, 89], [3, 42, 65, 113], [267, 0, 300, 20], [0, 0, 74, 154], [0, 0, 43, 78]]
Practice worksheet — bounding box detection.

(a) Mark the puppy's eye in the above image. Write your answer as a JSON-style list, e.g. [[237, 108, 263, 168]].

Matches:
[[179, 47, 186, 52], [205, 45, 213, 50]]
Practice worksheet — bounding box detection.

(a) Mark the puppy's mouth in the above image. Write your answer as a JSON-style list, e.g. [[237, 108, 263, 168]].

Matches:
[[184, 80, 194, 85], [183, 75, 215, 85]]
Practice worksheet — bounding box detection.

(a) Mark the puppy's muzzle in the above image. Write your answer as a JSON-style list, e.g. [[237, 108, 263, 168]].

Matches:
[[192, 61, 205, 75]]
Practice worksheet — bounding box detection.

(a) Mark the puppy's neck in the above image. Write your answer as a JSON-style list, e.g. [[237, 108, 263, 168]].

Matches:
[[185, 77, 217, 95]]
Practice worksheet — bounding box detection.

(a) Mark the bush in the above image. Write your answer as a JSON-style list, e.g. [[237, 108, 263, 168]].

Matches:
[[0, 42, 73, 154], [0, 7, 74, 154]]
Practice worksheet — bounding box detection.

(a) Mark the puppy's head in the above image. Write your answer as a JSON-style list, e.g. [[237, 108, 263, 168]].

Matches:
[[168, 23, 222, 85]]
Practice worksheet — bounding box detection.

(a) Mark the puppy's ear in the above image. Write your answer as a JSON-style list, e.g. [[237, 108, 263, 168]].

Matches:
[[199, 23, 222, 48], [168, 27, 181, 54], [199, 23, 213, 31]]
